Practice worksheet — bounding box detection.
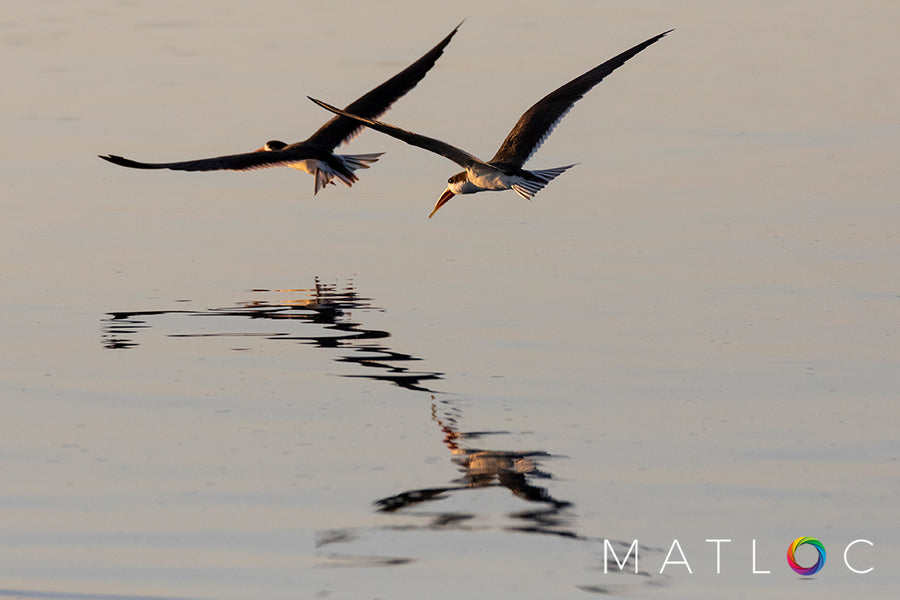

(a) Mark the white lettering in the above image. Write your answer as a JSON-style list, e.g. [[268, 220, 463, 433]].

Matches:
[[660, 539, 692, 574], [604, 539, 639, 573], [752, 539, 770, 574], [705, 538, 732, 574], [843, 539, 874, 574]]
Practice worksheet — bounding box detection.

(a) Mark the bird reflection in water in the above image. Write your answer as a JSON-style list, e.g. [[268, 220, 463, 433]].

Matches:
[[102, 279, 442, 392], [104, 280, 572, 527], [105, 280, 666, 585], [374, 396, 575, 538], [104, 280, 571, 527]]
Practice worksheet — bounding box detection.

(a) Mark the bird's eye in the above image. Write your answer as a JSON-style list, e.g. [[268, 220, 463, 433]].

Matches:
[[447, 177, 453, 183]]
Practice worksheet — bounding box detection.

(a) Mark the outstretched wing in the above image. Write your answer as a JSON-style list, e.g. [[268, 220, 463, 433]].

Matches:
[[305, 22, 462, 150], [97, 149, 316, 172], [490, 30, 672, 167], [308, 97, 484, 169]]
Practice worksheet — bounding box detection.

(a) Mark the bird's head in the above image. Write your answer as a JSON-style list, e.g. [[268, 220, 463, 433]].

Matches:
[[255, 140, 287, 152], [429, 171, 468, 218]]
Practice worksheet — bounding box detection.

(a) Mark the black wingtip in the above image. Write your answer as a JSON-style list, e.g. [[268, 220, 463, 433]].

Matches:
[[640, 29, 674, 47], [440, 19, 464, 47], [308, 97, 355, 122], [308, 97, 338, 114], [97, 153, 162, 169]]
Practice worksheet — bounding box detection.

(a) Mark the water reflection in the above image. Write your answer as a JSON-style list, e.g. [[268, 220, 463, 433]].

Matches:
[[374, 396, 575, 537], [103, 280, 574, 533], [102, 280, 659, 589], [102, 279, 443, 392]]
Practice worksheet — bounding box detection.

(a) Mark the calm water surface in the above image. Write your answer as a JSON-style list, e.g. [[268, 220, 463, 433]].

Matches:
[[2, 1, 898, 599]]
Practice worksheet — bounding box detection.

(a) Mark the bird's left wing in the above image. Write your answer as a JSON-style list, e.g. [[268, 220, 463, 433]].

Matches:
[[308, 97, 484, 169]]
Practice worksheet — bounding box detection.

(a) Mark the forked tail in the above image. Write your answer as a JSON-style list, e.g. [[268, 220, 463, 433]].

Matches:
[[511, 164, 578, 200], [316, 152, 384, 194]]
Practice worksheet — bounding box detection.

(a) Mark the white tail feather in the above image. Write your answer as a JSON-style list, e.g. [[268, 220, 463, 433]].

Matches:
[[341, 152, 383, 170], [511, 164, 578, 200], [313, 153, 384, 194], [314, 169, 333, 194]]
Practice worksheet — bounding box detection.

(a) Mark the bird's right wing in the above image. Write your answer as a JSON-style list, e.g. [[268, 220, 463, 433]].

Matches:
[[490, 30, 672, 167], [308, 97, 484, 169], [98, 150, 311, 172]]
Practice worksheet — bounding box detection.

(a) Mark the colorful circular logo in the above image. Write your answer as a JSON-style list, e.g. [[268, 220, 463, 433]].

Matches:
[[787, 537, 826, 575]]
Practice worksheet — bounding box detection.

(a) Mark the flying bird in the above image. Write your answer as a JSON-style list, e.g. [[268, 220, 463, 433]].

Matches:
[[310, 30, 671, 216], [98, 23, 462, 194]]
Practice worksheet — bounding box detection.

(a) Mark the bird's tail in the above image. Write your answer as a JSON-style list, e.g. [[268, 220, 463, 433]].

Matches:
[[313, 168, 334, 194], [340, 152, 384, 172], [511, 164, 578, 200], [316, 152, 385, 194]]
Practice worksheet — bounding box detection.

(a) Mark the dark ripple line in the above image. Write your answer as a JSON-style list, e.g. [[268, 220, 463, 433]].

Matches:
[[100, 280, 443, 392]]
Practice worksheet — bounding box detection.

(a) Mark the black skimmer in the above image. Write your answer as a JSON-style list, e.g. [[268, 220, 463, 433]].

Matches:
[[309, 30, 671, 216], [98, 23, 461, 194]]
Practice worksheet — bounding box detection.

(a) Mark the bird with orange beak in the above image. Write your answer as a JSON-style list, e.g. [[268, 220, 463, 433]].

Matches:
[[310, 29, 671, 217]]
